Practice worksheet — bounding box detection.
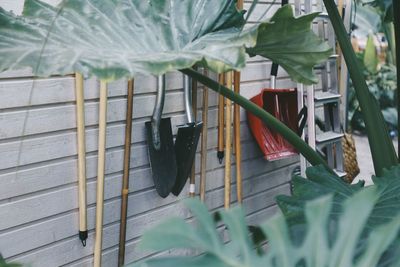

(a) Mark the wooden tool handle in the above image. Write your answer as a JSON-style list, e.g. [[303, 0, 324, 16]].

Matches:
[[234, 71, 242, 204], [118, 79, 134, 267], [94, 81, 108, 267], [75, 73, 88, 246], [189, 75, 198, 197], [224, 72, 233, 209], [218, 74, 225, 163], [200, 70, 209, 202]]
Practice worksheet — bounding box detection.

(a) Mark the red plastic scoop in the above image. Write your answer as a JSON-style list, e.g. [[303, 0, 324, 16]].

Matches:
[[247, 88, 298, 161]]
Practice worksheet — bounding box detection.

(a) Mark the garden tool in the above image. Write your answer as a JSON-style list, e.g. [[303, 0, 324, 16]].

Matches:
[[189, 72, 198, 197], [217, 74, 225, 164], [94, 81, 108, 267], [234, 0, 243, 204], [234, 71, 242, 204], [74, 73, 88, 247], [171, 74, 203, 196], [200, 69, 209, 202], [145, 75, 177, 198], [225, 71, 233, 209], [246, 63, 298, 161], [118, 79, 134, 267]]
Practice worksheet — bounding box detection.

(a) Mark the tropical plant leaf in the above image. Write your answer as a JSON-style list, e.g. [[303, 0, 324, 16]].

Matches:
[[0, 0, 330, 84], [0, 255, 21, 267], [246, 6, 332, 84], [277, 164, 400, 232], [128, 192, 400, 267], [364, 35, 379, 73]]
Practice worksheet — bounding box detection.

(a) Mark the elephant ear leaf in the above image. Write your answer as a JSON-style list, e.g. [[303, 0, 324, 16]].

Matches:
[[0, 0, 330, 84], [0, 0, 256, 80], [247, 5, 332, 85]]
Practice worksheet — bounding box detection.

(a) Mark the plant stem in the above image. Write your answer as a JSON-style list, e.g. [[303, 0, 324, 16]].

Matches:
[[323, 0, 398, 176], [394, 0, 400, 159], [181, 68, 331, 171]]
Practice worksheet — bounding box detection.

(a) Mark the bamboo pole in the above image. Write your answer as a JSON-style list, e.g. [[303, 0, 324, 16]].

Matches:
[[200, 69, 209, 202], [189, 74, 198, 197], [234, 0, 243, 204], [75, 73, 88, 246], [233, 71, 242, 204], [224, 72, 233, 209], [118, 80, 134, 267], [94, 81, 108, 267], [218, 74, 225, 164]]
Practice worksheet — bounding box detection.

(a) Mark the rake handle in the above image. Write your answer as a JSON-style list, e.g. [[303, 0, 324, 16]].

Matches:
[[224, 72, 233, 209], [118, 79, 134, 267], [218, 74, 225, 163], [200, 69, 209, 202], [94, 81, 108, 267], [75, 73, 88, 246]]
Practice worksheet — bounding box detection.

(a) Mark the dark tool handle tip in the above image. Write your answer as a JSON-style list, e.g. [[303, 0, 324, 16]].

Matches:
[[217, 151, 224, 164], [79, 230, 88, 247]]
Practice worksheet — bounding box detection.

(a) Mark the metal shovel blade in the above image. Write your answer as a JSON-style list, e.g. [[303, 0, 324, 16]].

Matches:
[[145, 118, 177, 198], [171, 121, 203, 196]]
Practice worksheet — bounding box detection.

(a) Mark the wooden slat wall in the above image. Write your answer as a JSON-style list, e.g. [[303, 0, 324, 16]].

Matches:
[[0, 1, 302, 266]]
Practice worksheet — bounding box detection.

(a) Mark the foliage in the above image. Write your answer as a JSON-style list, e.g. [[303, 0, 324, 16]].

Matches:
[[0, 0, 330, 84], [0, 0, 332, 168], [323, 0, 398, 176], [277, 164, 400, 266], [127, 193, 400, 267], [348, 60, 397, 132], [0, 255, 21, 267]]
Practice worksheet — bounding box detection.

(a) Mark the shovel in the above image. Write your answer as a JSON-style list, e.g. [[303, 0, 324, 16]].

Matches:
[[171, 74, 203, 196], [145, 75, 177, 198]]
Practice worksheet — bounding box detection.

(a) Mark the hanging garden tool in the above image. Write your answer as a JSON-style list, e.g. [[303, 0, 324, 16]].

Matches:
[[217, 74, 225, 164], [246, 64, 298, 161], [246, 0, 297, 161], [234, 0, 243, 204], [172, 74, 203, 196], [145, 75, 177, 198], [200, 69, 209, 202], [189, 71, 198, 197], [118, 79, 134, 267], [74, 73, 88, 247], [94, 81, 108, 267], [225, 71, 233, 209]]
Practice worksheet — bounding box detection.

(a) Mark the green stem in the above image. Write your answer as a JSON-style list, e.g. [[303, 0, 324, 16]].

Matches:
[[181, 68, 331, 171], [323, 0, 398, 176], [393, 0, 400, 160]]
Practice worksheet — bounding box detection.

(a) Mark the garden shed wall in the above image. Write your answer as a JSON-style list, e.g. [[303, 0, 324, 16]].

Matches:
[[0, 1, 309, 266]]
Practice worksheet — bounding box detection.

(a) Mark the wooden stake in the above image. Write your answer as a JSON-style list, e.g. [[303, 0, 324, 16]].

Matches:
[[94, 81, 108, 267], [75, 73, 88, 246], [224, 72, 233, 209], [189, 74, 198, 197], [118, 80, 134, 267], [234, 71, 242, 204], [200, 69, 209, 202], [234, 0, 244, 204], [217, 74, 225, 164]]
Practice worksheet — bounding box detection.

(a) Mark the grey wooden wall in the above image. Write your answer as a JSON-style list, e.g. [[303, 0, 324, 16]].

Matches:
[[0, 1, 299, 266]]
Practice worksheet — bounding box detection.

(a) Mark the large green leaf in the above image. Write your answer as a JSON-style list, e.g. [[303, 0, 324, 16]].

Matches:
[[364, 35, 379, 74], [128, 193, 400, 267], [0, 0, 330, 84], [247, 6, 332, 84], [323, 0, 398, 175], [277, 165, 400, 231]]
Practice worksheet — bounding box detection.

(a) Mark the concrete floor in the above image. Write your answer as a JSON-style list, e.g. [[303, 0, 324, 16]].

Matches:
[[352, 134, 398, 185]]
